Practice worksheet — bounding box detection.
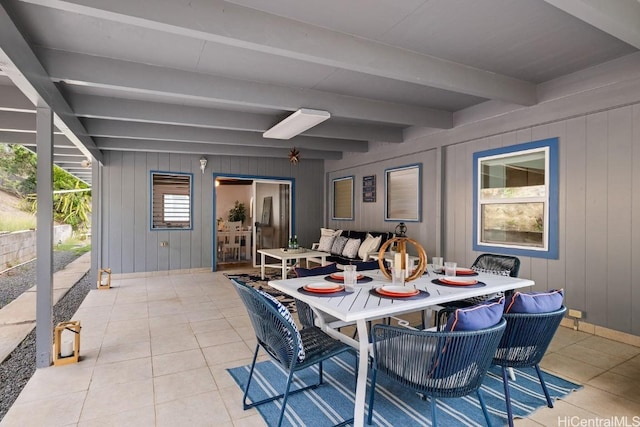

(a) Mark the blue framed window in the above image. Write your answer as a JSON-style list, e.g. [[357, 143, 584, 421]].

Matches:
[[151, 171, 193, 230], [385, 163, 422, 222], [473, 138, 558, 259], [332, 175, 354, 220]]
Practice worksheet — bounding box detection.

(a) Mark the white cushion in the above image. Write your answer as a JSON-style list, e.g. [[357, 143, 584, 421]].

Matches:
[[321, 228, 342, 237], [342, 238, 361, 259], [358, 234, 382, 260], [317, 235, 335, 252]]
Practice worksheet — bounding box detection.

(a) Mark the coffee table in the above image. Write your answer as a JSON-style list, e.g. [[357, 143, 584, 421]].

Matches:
[[257, 248, 329, 279]]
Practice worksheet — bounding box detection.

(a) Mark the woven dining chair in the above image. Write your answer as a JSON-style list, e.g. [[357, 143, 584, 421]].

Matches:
[[493, 306, 567, 427], [367, 319, 507, 426], [435, 253, 520, 329], [230, 278, 355, 427], [293, 263, 340, 329]]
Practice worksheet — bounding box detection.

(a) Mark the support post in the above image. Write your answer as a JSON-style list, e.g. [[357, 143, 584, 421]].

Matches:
[[35, 105, 54, 368]]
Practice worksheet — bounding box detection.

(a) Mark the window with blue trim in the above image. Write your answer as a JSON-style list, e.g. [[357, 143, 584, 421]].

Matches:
[[473, 138, 558, 259], [151, 172, 193, 230]]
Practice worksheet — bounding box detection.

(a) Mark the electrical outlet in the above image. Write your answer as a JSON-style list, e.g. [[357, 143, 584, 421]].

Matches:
[[568, 309, 582, 319], [160, 241, 168, 247]]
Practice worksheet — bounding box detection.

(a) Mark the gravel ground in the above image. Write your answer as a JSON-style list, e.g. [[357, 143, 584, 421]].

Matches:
[[0, 251, 83, 309], [0, 251, 91, 421]]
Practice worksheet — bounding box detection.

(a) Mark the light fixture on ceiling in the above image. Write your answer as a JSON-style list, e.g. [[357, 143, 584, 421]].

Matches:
[[200, 156, 207, 174], [263, 108, 330, 140]]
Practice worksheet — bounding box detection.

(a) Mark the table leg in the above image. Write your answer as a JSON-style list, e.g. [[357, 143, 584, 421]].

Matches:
[[281, 259, 287, 279], [353, 319, 369, 427], [321, 255, 327, 266], [260, 253, 266, 280]]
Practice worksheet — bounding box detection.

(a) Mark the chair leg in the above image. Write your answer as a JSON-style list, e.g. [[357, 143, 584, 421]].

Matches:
[[242, 344, 261, 410], [366, 368, 378, 425], [476, 389, 493, 427], [242, 345, 319, 411], [431, 397, 438, 426], [276, 369, 297, 427], [535, 364, 554, 408], [319, 360, 324, 385], [501, 366, 515, 427]]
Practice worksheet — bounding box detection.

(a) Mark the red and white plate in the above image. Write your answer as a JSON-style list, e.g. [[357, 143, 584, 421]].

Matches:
[[303, 283, 344, 293], [456, 268, 476, 275], [439, 277, 478, 286], [376, 285, 419, 297]]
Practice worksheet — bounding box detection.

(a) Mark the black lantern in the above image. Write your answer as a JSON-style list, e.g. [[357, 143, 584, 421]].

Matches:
[[395, 222, 407, 237]]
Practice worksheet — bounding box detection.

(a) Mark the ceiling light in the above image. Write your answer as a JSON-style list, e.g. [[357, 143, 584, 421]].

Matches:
[[263, 109, 330, 140]]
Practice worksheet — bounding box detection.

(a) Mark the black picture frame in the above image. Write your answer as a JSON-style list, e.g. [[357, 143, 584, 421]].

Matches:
[[363, 175, 376, 202]]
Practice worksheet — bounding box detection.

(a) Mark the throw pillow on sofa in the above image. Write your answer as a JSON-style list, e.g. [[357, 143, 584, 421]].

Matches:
[[358, 233, 382, 260], [330, 236, 349, 255], [321, 228, 342, 237], [317, 235, 336, 252], [342, 238, 361, 259]]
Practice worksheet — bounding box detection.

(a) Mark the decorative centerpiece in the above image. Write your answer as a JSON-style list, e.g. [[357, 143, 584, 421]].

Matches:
[[377, 223, 427, 282]]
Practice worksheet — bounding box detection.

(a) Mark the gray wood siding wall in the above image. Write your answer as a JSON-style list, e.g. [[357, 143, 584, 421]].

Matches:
[[99, 152, 324, 274], [326, 151, 440, 259], [325, 99, 640, 335]]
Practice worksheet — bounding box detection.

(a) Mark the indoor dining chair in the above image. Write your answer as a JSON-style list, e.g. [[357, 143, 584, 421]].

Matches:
[[230, 278, 355, 427], [367, 318, 507, 426]]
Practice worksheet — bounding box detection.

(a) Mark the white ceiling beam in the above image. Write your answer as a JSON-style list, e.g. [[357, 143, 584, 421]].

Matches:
[[68, 94, 404, 142], [82, 118, 368, 153], [95, 137, 341, 160], [39, 49, 451, 128], [0, 3, 103, 162], [544, 0, 640, 49], [22, 0, 537, 105]]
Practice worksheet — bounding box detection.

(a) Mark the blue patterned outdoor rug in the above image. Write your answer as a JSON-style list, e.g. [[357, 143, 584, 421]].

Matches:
[[228, 352, 581, 426]]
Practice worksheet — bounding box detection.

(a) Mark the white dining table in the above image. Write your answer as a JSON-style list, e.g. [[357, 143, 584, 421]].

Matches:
[[269, 267, 534, 427]]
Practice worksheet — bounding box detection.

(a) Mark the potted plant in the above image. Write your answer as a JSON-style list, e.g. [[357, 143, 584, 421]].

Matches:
[[228, 200, 246, 224]]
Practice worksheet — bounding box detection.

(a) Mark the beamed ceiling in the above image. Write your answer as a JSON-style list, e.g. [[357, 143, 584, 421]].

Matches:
[[1, 0, 639, 185]]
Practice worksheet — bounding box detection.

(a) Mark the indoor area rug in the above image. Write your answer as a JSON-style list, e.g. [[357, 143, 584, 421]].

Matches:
[[227, 352, 582, 427], [224, 272, 297, 312]]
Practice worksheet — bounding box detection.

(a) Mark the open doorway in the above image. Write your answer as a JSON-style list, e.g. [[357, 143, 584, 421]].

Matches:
[[213, 175, 293, 271]]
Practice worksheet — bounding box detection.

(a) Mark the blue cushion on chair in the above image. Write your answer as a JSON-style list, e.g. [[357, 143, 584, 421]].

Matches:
[[294, 263, 339, 277], [504, 289, 564, 313], [445, 297, 505, 331], [256, 289, 305, 362]]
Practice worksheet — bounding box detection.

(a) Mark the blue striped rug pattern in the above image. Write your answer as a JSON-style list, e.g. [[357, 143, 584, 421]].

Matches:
[[227, 353, 581, 426]]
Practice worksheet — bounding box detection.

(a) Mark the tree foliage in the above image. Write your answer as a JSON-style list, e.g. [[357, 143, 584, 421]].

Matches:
[[0, 144, 92, 231]]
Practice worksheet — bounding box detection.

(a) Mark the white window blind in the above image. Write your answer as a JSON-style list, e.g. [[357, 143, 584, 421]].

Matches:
[[152, 173, 192, 229], [333, 177, 353, 220]]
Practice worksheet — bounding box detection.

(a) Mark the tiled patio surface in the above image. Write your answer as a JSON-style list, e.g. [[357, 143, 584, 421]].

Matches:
[[1, 268, 639, 426]]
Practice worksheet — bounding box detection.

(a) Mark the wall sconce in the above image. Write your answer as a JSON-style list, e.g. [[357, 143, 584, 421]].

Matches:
[[200, 156, 207, 174]]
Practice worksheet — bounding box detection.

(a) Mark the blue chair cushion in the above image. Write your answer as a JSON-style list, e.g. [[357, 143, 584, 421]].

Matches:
[[256, 289, 305, 362], [445, 297, 505, 331], [294, 263, 339, 277], [504, 289, 564, 313]]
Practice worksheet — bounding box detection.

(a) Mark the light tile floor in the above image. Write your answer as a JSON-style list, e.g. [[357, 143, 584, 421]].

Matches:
[[1, 269, 639, 426]]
